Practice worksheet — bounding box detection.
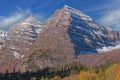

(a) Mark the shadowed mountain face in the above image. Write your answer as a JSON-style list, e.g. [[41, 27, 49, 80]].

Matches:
[[29, 5, 120, 55], [66, 6, 120, 55], [22, 5, 120, 72], [0, 5, 120, 73]]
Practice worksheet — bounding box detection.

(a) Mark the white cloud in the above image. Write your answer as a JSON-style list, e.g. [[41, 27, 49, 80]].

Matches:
[[84, 0, 120, 32], [34, 0, 52, 10], [86, 0, 120, 12], [0, 8, 31, 30], [98, 8, 120, 31]]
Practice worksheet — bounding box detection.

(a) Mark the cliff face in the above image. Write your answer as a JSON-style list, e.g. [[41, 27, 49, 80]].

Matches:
[[0, 16, 43, 72], [22, 5, 120, 71], [2, 16, 43, 59], [0, 5, 120, 73], [32, 5, 120, 54]]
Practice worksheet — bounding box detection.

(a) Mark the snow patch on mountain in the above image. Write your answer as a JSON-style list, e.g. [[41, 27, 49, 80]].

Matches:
[[2, 16, 44, 59], [13, 51, 21, 59], [0, 30, 7, 41], [97, 44, 120, 52], [64, 5, 93, 22], [62, 5, 120, 54], [0, 30, 7, 50], [13, 51, 24, 59]]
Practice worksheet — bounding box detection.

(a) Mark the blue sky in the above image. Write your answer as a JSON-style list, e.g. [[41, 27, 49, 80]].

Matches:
[[0, 0, 120, 31]]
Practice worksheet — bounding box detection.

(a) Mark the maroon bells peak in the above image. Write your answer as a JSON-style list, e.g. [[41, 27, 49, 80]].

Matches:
[[0, 5, 120, 72]]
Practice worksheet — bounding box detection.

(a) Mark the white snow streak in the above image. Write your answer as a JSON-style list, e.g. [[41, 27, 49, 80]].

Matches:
[[97, 44, 120, 52]]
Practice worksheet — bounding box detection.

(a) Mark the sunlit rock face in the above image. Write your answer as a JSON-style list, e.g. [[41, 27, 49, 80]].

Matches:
[[0, 16, 44, 72], [0, 5, 120, 73], [22, 5, 120, 72], [2, 16, 43, 59], [30, 5, 120, 55]]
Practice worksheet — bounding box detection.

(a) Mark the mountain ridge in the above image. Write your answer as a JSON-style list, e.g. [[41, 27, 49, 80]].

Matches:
[[20, 5, 120, 72], [0, 5, 120, 73]]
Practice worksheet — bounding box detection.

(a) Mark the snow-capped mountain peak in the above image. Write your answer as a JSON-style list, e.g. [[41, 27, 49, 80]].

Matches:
[[2, 16, 43, 59], [33, 5, 120, 55], [22, 16, 42, 24], [63, 5, 93, 22], [0, 5, 120, 73]]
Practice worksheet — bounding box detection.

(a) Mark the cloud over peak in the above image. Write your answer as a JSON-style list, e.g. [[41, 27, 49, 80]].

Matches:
[[98, 8, 120, 31], [0, 8, 30, 30]]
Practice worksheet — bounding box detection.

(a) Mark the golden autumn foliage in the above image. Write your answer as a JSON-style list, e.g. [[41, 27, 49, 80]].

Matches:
[[50, 76, 62, 80], [78, 70, 97, 80], [26, 62, 120, 80], [63, 75, 79, 80], [77, 63, 120, 80], [40, 77, 49, 80], [105, 63, 120, 80], [96, 69, 105, 80]]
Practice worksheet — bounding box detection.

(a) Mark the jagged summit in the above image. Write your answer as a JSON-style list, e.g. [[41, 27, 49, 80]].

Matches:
[[31, 5, 120, 55], [0, 16, 44, 72], [12, 16, 42, 27], [63, 5, 77, 10], [1, 16, 43, 60], [22, 16, 41, 23], [64, 5, 69, 7], [63, 5, 76, 10], [0, 5, 120, 73], [25, 16, 35, 19], [62, 5, 93, 21], [22, 16, 36, 22]]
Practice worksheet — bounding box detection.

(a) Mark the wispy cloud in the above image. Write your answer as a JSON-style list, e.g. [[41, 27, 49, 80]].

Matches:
[[98, 8, 120, 31], [0, 8, 30, 30], [33, 0, 52, 10], [87, 0, 120, 31], [86, 0, 120, 13]]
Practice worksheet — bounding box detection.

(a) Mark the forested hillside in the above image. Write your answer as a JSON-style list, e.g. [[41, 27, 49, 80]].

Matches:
[[1, 61, 120, 80]]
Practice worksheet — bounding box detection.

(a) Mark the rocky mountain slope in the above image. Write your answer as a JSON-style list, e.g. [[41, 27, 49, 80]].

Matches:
[[22, 5, 120, 72], [0, 30, 7, 50], [0, 5, 120, 73], [32, 5, 120, 54], [0, 16, 43, 72], [2, 16, 43, 59]]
